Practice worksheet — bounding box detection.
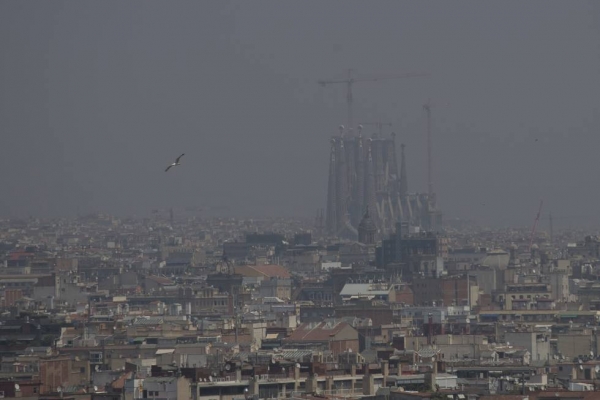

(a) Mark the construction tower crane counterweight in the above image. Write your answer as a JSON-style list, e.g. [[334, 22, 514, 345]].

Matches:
[[318, 69, 429, 134]]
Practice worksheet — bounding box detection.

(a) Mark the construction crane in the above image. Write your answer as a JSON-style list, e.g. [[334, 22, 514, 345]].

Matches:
[[318, 69, 429, 133], [529, 200, 544, 251], [359, 121, 393, 137]]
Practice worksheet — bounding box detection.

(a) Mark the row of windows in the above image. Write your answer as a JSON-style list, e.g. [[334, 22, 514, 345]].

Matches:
[[2, 282, 30, 287], [307, 292, 333, 301], [194, 300, 227, 307], [506, 294, 550, 300]]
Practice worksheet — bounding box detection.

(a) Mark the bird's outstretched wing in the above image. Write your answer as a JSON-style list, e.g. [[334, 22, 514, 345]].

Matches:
[[175, 153, 185, 163], [165, 165, 173, 172]]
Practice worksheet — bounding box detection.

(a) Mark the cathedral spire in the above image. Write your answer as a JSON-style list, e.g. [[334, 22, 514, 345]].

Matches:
[[325, 139, 337, 235], [399, 143, 408, 198]]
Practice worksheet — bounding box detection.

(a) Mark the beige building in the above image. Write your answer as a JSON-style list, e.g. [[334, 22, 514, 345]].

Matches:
[[494, 283, 552, 310], [124, 376, 190, 400], [557, 333, 592, 359]]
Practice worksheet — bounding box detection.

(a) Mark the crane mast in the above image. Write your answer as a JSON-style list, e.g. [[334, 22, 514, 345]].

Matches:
[[529, 200, 544, 251]]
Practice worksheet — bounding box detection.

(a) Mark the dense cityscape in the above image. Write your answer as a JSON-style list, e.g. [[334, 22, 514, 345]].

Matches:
[[3, 2, 600, 400]]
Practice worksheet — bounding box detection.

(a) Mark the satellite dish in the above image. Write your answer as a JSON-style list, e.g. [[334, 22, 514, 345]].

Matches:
[[93, 386, 98, 392], [295, 363, 300, 368], [14, 384, 20, 391], [591, 351, 595, 357], [580, 365, 584, 371], [595, 366, 600, 373], [209, 376, 213, 382], [57, 386, 62, 393], [225, 364, 231, 371]]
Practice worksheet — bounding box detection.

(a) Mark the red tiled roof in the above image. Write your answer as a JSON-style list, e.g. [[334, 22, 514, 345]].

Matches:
[[234, 264, 291, 279], [284, 320, 354, 342], [112, 372, 132, 390], [146, 275, 174, 285], [9, 252, 35, 260], [248, 264, 291, 278]]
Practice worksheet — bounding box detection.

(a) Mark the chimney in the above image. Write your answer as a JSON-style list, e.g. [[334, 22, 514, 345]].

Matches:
[[424, 357, 438, 391], [326, 376, 334, 392], [381, 360, 389, 378], [248, 377, 259, 396], [351, 364, 356, 376], [236, 367, 242, 382], [362, 365, 375, 396], [305, 374, 318, 394]]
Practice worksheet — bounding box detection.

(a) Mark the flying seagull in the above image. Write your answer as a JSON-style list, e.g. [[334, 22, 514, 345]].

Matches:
[[165, 153, 185, 172]]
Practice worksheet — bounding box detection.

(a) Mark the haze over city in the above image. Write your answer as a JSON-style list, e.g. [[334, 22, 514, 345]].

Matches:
[[2, 1, 600, 228]]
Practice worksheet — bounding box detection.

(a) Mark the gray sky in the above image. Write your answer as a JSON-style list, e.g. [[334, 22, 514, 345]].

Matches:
[[1, 1, 599, 227]]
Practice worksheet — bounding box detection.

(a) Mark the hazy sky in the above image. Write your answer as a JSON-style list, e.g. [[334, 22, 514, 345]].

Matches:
[[1, 1, 599, 227]]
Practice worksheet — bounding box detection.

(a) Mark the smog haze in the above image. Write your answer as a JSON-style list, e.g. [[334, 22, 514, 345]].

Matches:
[[1, 1, 599, 228]]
